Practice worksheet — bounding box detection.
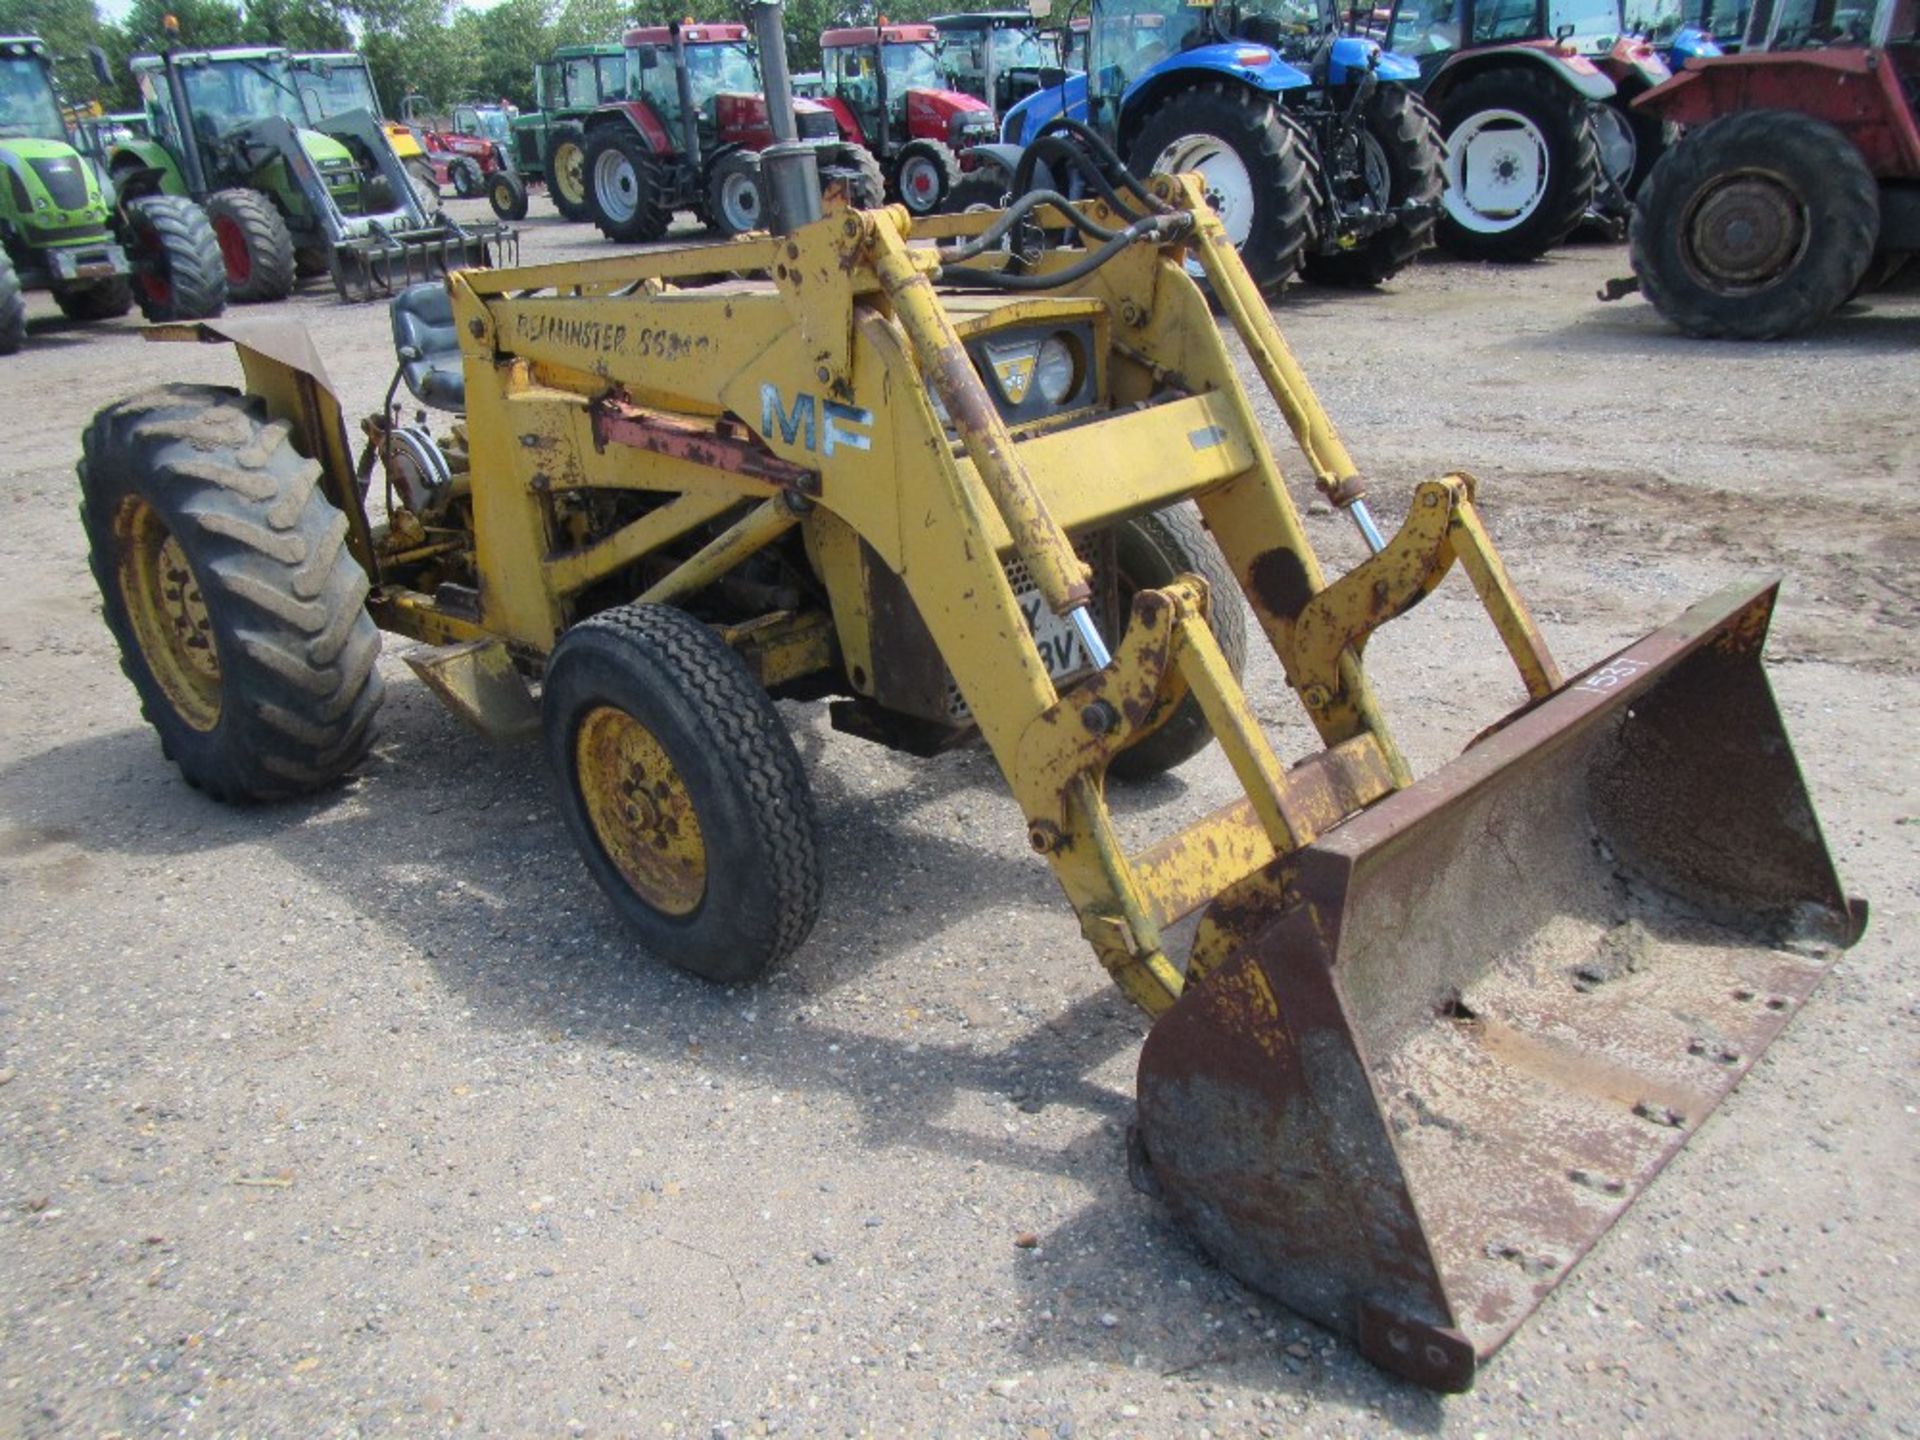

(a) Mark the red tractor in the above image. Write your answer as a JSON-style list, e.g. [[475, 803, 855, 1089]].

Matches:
[[581, 21, 883, 242], [1626, 0, 1920, 336], [814, 22, 999, 214], [402, 97, 519, 199]]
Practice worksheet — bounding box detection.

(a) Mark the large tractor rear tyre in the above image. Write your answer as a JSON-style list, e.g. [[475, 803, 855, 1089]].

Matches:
[[53, 276, 135, 321], [839, 145, 887, 209], [548, 125, 593, 221], [1128, 82, 1316, 293], [204, 188, 296, 303], [123, 195, 227, 322], [544, 602, 823, 984], [707, 149, 765, 236], [1302, 87, 1446, 288], [586, 127, 674, 244], [450, 155, 484, 198], [488, 168, 531, 222], [1595, 89, 1670, 202], [1435, 65, 1600, 262], [79, 385, 384, 801], [945, 167, 1010, 212], [1631, 110, 1879, 339], [891, 139, 960, 215], [1108, 505, 1249, 781], [0, 253, 27, 355]]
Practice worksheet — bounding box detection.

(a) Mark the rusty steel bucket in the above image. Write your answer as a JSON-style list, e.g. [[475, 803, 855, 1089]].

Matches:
[[1133, 580, 1865, 1391]]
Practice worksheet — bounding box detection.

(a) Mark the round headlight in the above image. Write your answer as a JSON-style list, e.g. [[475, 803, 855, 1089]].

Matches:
[[1035, 335, 1077, 405]]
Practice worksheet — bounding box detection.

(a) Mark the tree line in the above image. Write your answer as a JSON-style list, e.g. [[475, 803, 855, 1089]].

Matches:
[[2, 0, 996, 121]]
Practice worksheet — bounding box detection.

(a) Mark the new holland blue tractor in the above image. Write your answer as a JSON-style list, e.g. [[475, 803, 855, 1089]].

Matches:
[[957, 0, 1445, 291]]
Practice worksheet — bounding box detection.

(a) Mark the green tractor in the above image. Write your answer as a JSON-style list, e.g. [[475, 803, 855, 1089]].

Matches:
[[107, 41, 515, 303], [0, 34, 223, 356], [508, 44, 627, 220]]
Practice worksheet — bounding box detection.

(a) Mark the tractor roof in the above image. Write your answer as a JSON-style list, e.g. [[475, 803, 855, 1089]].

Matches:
[[132, 46, 290, 68], [623, 23, 751, 47], [929, 12, 1038, 30], [821, 23, 940, 46], [548, 43, 625, 58], [291, 52, 368, 65], [0, 36, 49, 56]]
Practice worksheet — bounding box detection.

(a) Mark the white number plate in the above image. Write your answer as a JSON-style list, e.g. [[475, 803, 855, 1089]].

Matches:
[[1013, 578, 1091, 681]]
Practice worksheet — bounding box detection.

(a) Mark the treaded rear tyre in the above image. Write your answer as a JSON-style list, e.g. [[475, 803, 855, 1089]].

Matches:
[[1435, 65, 1600, 262], [585, 127, 674, 243], [945, 169, 1010, 212], [79, 385, 383, 801], [544, 602, 823, 983], [0, 252, 24, 355], [1129, 81, 1316, 293], [1109, 504, 1249, 780], [204, 188, 296, 303], [1302, 86, 1445, 287], [548, 125, 593, 221], [836, 144, 887, 209], [1630, 110, 1878, 340], [122, 196, 226, 322], [53, 276, 135, 321]]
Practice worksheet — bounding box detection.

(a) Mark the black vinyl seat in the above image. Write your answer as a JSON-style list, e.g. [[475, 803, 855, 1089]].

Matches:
[[389, 283, 465, 412]]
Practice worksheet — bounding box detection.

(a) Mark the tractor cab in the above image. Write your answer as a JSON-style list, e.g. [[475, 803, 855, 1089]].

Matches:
[[453, 101, 517, 144], [0, 34, 67, 142], [932, 11, 1059, 115], [1385, 0, 1635, 73], [818, 23, 995, 209], [624, 24, 795, 149], [1622, 0, 1745, 57], [290, 50, 434, 186]]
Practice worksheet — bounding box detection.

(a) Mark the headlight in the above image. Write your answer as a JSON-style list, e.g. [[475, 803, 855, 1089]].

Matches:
[[1035, 335, 1076, 405]]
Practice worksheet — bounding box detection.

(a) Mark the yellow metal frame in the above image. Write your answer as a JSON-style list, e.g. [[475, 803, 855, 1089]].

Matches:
[[165, 180, 1562, 1019]]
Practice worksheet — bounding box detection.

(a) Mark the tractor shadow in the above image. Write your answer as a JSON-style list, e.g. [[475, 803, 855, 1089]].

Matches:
[[1548, 294, 1920, 355]]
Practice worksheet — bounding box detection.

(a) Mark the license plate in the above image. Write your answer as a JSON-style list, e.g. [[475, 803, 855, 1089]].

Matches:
[[1012, 577, 1093, 683]]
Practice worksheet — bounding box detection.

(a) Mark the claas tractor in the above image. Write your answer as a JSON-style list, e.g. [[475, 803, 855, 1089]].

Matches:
[[110, 41, 515, 303], [0, 34, 224, 355], [815, 22, 999, 215], [1620, 0, 1920, 336], [77, 0, 1861, 1394], [582, 20, 884, 242], [290, 51, 443, 200]]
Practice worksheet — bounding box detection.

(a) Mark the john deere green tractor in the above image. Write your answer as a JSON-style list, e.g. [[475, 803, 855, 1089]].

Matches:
[[108, 42, 514, 303], [0, 34, 223, 356]]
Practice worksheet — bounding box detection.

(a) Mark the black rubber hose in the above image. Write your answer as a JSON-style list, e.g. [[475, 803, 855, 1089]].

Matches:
[[940, 213, 1192, 290], [939, 188, 1130, 263]]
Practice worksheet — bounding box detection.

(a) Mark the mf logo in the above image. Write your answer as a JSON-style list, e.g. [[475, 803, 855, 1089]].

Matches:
[[760, 383, 873, 457], [991, 352, 1034, 404]]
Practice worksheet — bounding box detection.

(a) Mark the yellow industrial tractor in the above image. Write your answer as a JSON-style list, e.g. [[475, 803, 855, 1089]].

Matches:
[[79, 16, 1861, 1393]]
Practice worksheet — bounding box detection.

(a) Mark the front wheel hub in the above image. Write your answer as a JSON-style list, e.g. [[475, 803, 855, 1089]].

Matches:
[[575, 705, 707, 917], [1683, 172, 1807, 291], [115, 495, 221, 731]]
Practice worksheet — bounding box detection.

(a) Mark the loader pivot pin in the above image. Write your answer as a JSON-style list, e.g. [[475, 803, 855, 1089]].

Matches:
[[1068, 606, 1112, 669], [1348, 498, 1386, 555]]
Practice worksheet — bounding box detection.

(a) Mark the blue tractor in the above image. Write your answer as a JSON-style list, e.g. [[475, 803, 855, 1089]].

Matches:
[[960, 0, 1446, 291]]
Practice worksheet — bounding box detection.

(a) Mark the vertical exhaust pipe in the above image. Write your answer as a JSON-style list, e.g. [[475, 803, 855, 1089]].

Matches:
[[751, 0, 820, 235]]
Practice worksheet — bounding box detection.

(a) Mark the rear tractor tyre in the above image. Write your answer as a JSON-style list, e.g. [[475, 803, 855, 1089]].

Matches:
[[489, 168, 531, 222], [1129, 81, 1316, 293], [707, 149, 765, 237], [1107, 504, 1249, 781], [1594, 88, 1670, 203], [891, 139, 960, 216], [0, 252, 27, 355], [544, 602, 823, 984], [450, 156, 484, 198], [1435, 65, 1600, 262], [828, 144, 887, 210], [78, 385, 384, 801], [548, 125, 593, 221], [204, 188, 296, 303], [53, 275, 135, 321], [123, 195, 227, 322], [1631, 110, 1879, 339], [944, 167, 1011, 212], [1302, 86, 1445, 288], [585, 127, 673, 244]]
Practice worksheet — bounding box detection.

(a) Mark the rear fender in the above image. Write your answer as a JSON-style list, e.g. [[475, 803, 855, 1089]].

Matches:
[[958, 141, 1025, 181], [1424, 44, 1617, 107], [1120, 43, 1314, 118], [1325, 35, 1422, 86], [588, 100, 673, 154], [1633, 52, 1920, 176], [812, 93, 864, 145], [109, 140, 185, 198], [1002, 73, 1088, 145], [140, 319, 375, 575]]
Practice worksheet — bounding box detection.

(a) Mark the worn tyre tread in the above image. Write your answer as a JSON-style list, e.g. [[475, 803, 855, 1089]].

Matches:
[[79, 385, 383, 802], [1303, 88, 1445, 287], [204, 188, 296, 303], [0, 252, 24, 355], [585, 128, 674, 243], [53, 275, 135, 321], [1436, 66, 1600, 263]]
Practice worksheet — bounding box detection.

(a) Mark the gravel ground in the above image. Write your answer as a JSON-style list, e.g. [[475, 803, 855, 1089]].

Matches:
[[0, 203, 1915, 1438]]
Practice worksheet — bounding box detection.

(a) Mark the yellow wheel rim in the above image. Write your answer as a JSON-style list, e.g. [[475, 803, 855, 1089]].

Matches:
[[575, 705, 707, 917], [554, 142, 585, 206], [115, 495, 221, 732]]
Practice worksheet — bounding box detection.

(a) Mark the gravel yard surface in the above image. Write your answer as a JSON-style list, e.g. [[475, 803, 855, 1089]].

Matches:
[[1, 205, 1914, 1437]]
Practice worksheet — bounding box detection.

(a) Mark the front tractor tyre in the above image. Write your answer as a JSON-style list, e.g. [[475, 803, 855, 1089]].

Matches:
[[891, 139, 960, 216], [204, 188, 296, 303], [544, 603, 824, 984], [1302, 86, 1446, 288], [122, 195, 226, 322], [707, 149, 766, 236], [1435, 66, 1600, 262], [1108, 505, 1250, 781], [53, 275, 135, 321], [489, 167, 531, 222], [1129, 82, 1316, 293], [0, 252, 24, 355], [79, 385, 384, 801], [1630, 110, 1878, 340], [450, 155, 484, 198], [586, 127, 673, 243], [548, 126, 593, 221]]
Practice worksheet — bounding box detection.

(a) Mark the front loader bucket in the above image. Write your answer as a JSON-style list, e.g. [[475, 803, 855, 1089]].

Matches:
[[1134, 580, 1863, 1392]]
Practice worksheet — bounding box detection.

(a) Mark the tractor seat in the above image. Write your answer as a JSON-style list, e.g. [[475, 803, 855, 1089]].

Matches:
[[389, 282, 465, 411]]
